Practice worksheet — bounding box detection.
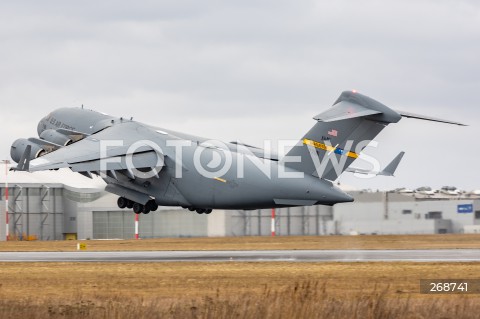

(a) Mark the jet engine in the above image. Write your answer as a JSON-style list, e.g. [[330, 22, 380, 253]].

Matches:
[[39, 129, 72, 146], [10, 138, 46, 163]]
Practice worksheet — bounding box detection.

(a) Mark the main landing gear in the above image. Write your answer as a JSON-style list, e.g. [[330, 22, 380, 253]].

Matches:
[[187, 207, 212, 215], [117, 197, 158, 214]]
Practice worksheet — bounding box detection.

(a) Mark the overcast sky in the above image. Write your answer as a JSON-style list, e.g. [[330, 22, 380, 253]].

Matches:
[[0, 0, 478, 191]]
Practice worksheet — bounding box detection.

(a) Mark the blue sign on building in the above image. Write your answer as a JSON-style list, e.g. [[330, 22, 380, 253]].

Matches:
[[457, 204, 473, 213]]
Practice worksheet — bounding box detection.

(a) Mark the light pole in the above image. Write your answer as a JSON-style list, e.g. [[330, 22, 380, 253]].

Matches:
[[271, 208, 276, 236], [2, 160, 10, 241], [135, 213, 139, 240]]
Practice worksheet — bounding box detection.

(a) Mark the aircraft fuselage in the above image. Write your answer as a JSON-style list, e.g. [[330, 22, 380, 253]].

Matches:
[[35, 107, 353, 210]]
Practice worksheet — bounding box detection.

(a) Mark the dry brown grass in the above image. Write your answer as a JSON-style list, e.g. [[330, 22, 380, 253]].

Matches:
[[2, 234, 480, 251], [0, 262, 479, 318], [2, 235, 480, 318]]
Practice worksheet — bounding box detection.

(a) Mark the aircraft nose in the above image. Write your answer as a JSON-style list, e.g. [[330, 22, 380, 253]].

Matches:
[[330, 186, 353, 203], [333, 188, 354, 203], [318, 183, 354, 205]]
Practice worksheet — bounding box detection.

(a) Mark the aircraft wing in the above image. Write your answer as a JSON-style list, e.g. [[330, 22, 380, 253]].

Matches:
[[344, 167, 372, 175], [229, 141, 279, 161], [20, 122, 164, 175]]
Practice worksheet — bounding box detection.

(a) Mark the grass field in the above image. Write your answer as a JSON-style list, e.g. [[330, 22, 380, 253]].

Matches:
[[2, 233, 480, 251], [1, 235, 480, 318], [0, 262, 479, 318]]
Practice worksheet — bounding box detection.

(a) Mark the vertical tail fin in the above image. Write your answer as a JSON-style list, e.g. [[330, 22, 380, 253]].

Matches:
[[283, 91, 402, 181]]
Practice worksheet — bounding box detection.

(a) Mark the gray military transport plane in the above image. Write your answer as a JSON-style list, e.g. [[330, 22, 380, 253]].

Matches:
[[10, 91, 464, 215]]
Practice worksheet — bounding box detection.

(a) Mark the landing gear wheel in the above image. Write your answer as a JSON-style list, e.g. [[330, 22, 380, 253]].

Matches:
[[196, 208, 206, 214], [205, 209, 212, 214], [127, 200, 134, 209], [188, 207, 196, 212], [149, 201, 158, 211], [117, 197, 128, 209], [142, 206, 151, 214], [133, 203, 144, 214]]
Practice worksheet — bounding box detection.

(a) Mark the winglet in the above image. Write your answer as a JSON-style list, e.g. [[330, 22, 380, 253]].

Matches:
[[12, 145, 32, 172], [377, 151, 405, 176]]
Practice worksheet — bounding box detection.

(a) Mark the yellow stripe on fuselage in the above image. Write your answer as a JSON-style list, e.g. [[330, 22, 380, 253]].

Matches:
[[214, 177, 227, 183], [303, 138, 358, 159]]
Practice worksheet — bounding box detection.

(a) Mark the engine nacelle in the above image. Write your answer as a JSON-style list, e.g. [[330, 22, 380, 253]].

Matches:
[[10, 138, 46, 163], [39, 129, 72, 146]]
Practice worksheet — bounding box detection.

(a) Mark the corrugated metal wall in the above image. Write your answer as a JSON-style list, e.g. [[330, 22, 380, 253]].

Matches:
[[92, 210, 209, 239]]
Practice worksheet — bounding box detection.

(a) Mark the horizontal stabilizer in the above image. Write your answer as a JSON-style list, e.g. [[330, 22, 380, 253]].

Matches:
[[346, 151, 405, 177], [378, 151, 405, 176], [313, 101, 382, 122], [398, 110, 467, 126]]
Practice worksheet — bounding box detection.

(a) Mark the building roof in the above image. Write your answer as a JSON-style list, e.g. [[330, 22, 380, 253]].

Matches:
[[0, 165, 105, 193]]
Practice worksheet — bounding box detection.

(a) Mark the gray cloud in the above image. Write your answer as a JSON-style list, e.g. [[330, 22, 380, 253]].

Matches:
[[0, 0, 478, 190]]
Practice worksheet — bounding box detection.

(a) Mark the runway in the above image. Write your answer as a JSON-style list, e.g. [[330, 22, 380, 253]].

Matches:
[[1, 249, 480, 262]]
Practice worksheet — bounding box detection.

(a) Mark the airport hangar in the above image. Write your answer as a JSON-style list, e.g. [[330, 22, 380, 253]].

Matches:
[[1, 169, 479, 241]]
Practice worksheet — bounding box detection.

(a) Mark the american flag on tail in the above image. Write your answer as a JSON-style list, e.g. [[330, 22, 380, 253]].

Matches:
[[328, 129, 338, 137]]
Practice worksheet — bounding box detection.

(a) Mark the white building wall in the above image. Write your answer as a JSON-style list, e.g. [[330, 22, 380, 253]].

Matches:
[[327, 219, 451, 235], [435, 200, 476, 232], [334, 202, 385, 221], [75, 192, 116, 240], [207, 210, 226, 237], [386, 202, 418, 220], [2, 181, 480, 240], [464, 225, 480, 233], [77, 210, 93, 240], [328, 194, 479, 235]]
